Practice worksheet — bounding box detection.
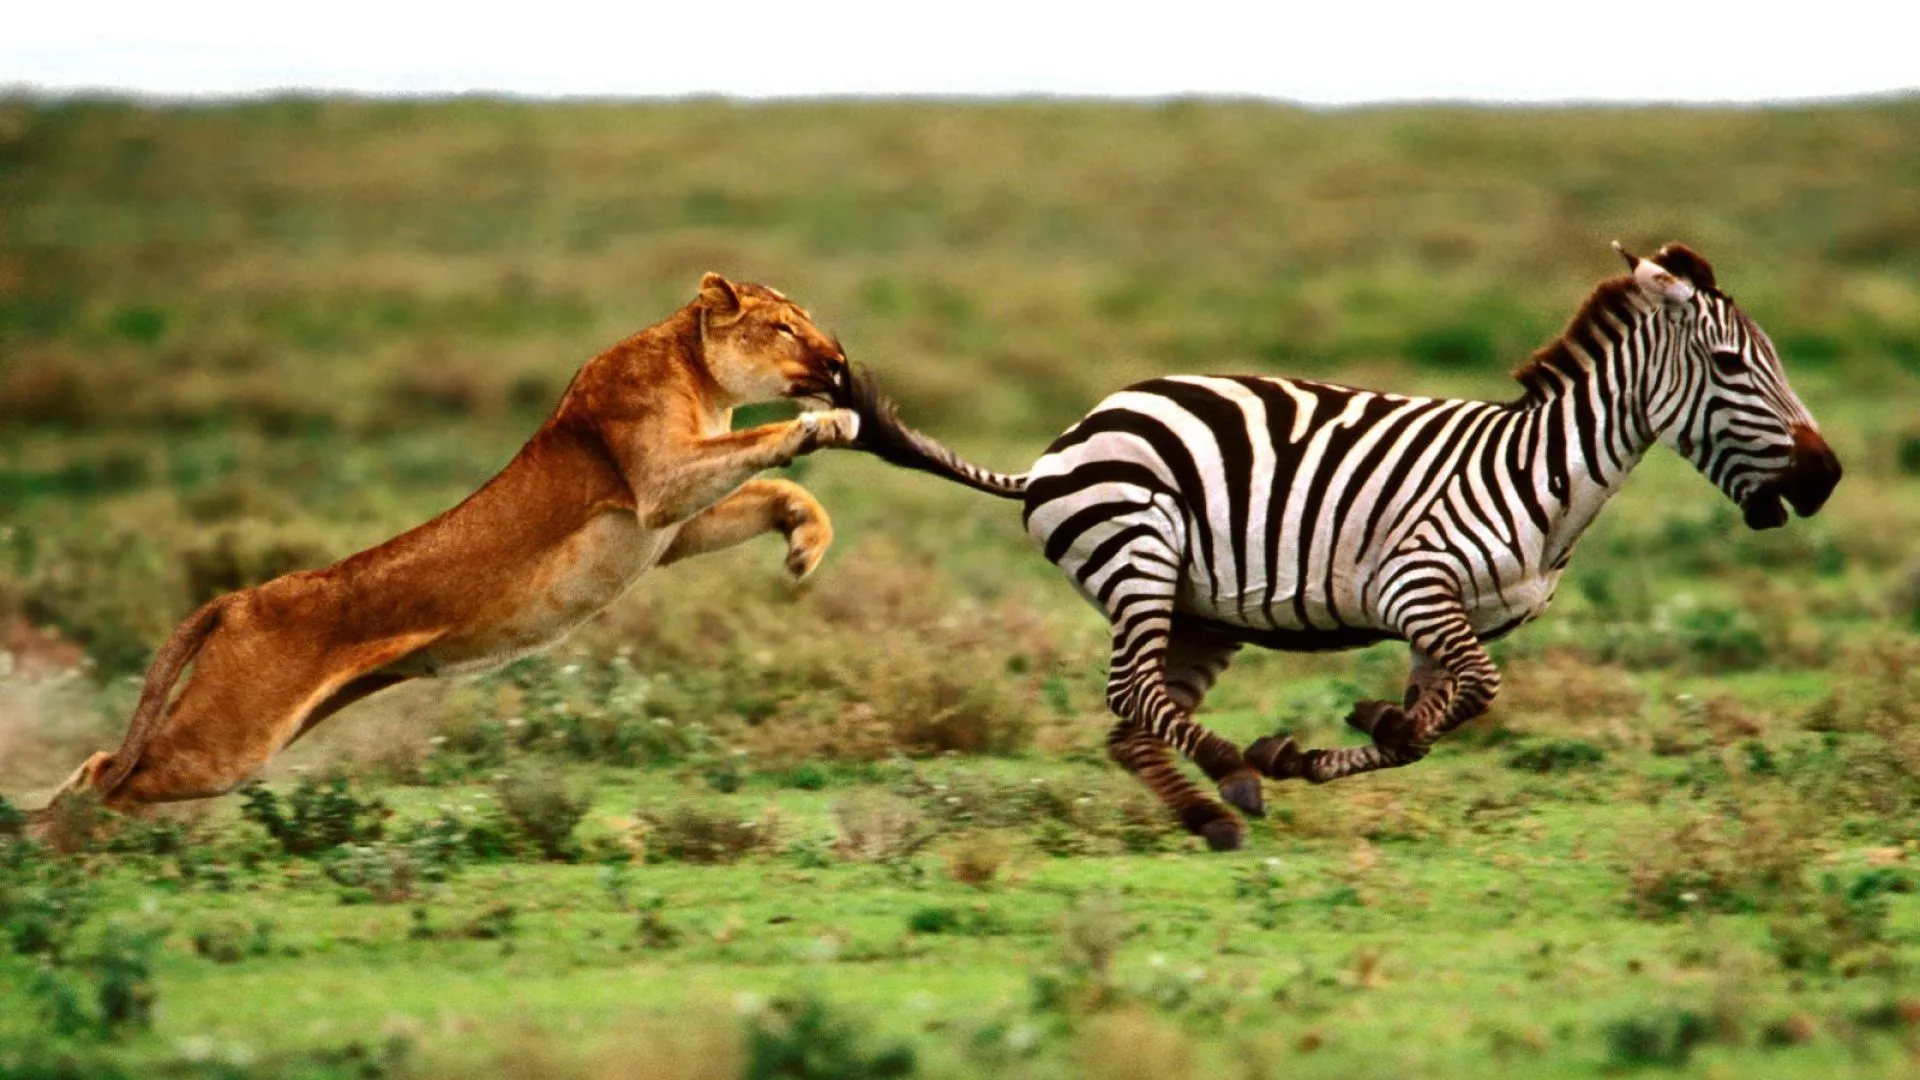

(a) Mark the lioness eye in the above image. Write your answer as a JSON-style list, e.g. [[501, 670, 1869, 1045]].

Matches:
[[1710, 349, 1746, 376], [774, 323, 796, 338]]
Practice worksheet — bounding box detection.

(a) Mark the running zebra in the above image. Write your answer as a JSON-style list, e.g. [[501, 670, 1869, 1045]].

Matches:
[[834, 243, 1841, 851]]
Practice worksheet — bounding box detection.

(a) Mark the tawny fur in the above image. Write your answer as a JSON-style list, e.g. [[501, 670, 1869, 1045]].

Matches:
[[36, 273, 858, 823]]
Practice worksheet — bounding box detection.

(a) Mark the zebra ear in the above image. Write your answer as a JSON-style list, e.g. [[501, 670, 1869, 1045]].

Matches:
[[1623, 249, 1695, 306]]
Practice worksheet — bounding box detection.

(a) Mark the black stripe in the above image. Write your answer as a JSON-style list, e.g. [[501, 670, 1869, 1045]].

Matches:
[[1154, 380, 1256, 610]]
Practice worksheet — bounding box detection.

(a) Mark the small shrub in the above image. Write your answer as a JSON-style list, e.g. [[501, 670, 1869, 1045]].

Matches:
[[906, 904, 1007, 937], [460, 903, 518, 941], [1674, 605, 1768, 673], [781, 763, 831, 791], [1769, 870, 1910, 973], [1621, 798, 1814, 918], [634, 894, 682, 950], [946, 834, 1010, 888], [1031, 896, 1131, 1018], [1077, 1008, 1197, 1080], [1505, 739, 1605, 774], [1895, 431, 1920, 476], [743, 996, 917, 1080], [16, 529, 180, 677], [27, 919, 168, 1041], [894, 769, 1173, 857], [495, 765, 592, 861], [641, 805, 780, 865], [191, 916, 273, 964], [393, 809, 487, 875], [0, 352, 106, 426], [455, 655, 717, 770], [1232, 858, 1290, 931], [324, 843, 424, 904], [1891, 556, 1920, 626], [832, 794, 932, 864], [1491, 652, 1645, 731], [1602, 1007, 1710, 1070], [239, 775, 389, 856], [907, 906, 963, 934], [1, 840, 94, 961], [178, 523, 334, 605]]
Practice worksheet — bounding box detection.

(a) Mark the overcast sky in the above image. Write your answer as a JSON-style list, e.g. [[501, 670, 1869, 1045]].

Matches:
[[5, 1, 1914, 104]]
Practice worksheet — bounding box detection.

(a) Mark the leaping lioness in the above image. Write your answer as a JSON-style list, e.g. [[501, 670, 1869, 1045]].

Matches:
[[38, 273, 860, 822]]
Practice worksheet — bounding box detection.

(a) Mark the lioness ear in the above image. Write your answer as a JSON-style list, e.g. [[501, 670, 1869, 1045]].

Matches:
[[699, 272, 741, 321]]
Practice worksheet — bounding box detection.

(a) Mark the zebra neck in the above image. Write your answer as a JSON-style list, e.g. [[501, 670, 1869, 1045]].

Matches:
[[1513, 353, 1662, 566]]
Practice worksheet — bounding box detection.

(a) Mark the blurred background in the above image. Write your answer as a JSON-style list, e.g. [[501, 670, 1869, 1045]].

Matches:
[[4, 17, 1920, 1074], [3, 96, 1916, 757]]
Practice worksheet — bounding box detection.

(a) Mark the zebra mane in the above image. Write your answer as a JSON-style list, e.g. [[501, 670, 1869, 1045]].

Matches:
[[1510, 276, 1650, 403]]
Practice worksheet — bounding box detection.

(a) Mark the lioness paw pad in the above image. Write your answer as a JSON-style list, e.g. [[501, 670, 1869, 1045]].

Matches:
[[802, 409, 860, 446]]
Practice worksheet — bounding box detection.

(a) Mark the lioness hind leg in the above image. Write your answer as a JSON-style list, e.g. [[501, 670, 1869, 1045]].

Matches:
[[51, 750, 116, 801], [110, 631, 439, 808], [658, 478, 833, 580], [27, 751, 116, 837]]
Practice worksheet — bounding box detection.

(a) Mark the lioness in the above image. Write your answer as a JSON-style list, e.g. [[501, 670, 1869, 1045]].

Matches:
[[38, 273, 859, 820]]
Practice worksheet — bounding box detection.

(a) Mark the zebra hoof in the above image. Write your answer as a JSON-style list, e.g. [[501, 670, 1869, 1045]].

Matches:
[[1199, 817, 1246, 852], [1346, 700, 1415, 750], [1217, 770, 1265, 818], [1246, 734, 1302, 780], [1180, 803, 1247, 852]]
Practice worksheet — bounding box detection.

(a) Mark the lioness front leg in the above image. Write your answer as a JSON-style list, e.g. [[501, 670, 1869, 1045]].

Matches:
[[659, 477, 834, 580], [635, 410, 860, 528]]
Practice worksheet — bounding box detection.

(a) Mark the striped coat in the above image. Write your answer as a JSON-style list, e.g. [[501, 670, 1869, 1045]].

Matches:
[[836, 243, 1841, 850]]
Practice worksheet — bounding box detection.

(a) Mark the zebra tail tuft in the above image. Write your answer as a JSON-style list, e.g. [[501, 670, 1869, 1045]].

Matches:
[[830, 364, 1030, 500]]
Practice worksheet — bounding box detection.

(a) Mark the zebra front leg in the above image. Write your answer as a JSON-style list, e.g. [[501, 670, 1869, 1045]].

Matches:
[[1248, 612, 1498, 784]]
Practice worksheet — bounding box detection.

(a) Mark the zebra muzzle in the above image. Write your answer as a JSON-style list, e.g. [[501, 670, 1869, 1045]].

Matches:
[[1744, 426, 1842, 530]]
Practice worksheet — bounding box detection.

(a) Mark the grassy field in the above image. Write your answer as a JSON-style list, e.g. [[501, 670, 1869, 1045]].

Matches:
[[3, 95, 1920, 1078]]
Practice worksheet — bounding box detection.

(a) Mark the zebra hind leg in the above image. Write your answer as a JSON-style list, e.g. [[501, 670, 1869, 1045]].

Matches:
[[1106, 721, 1246, 852], [1163, 628, 1263, 818], [1097, 569, 1261, 846]]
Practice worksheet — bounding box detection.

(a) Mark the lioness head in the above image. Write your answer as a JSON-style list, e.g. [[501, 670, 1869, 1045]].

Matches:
[[696, 272, 849, 406]]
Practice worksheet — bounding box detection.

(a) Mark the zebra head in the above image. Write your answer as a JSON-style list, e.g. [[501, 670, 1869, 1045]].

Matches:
[[1619, 241, 1842, 530]]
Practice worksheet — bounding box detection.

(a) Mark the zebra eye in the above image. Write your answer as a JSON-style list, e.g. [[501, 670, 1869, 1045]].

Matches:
[[1710, 349, 1747, 377]]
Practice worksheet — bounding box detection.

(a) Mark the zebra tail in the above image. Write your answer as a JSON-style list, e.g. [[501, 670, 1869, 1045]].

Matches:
[[831, 364, 1030, 500]]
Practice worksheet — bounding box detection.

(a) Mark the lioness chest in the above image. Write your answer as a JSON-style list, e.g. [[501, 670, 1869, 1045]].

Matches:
[[396, 509, 673, 677]]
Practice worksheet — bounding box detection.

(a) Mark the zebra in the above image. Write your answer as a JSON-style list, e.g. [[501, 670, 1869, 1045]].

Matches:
[[834, 242, 1842, 851]]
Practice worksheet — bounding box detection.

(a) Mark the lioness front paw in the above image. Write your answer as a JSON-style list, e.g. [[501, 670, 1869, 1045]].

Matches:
[[797, 408, 861, 452]]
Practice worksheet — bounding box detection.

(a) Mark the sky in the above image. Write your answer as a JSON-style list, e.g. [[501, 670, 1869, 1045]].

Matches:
[[4, 1, 1915, 105]]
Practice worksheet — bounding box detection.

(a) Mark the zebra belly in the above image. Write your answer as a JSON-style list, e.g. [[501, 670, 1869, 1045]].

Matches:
[[1463, 570, 1561, 638], [1176, 571, 1392, 652], [1173, 612, 1395, 652]]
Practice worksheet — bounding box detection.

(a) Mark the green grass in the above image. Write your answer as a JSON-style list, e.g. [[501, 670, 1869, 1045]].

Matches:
[[3, 94, 1920, 1078]]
